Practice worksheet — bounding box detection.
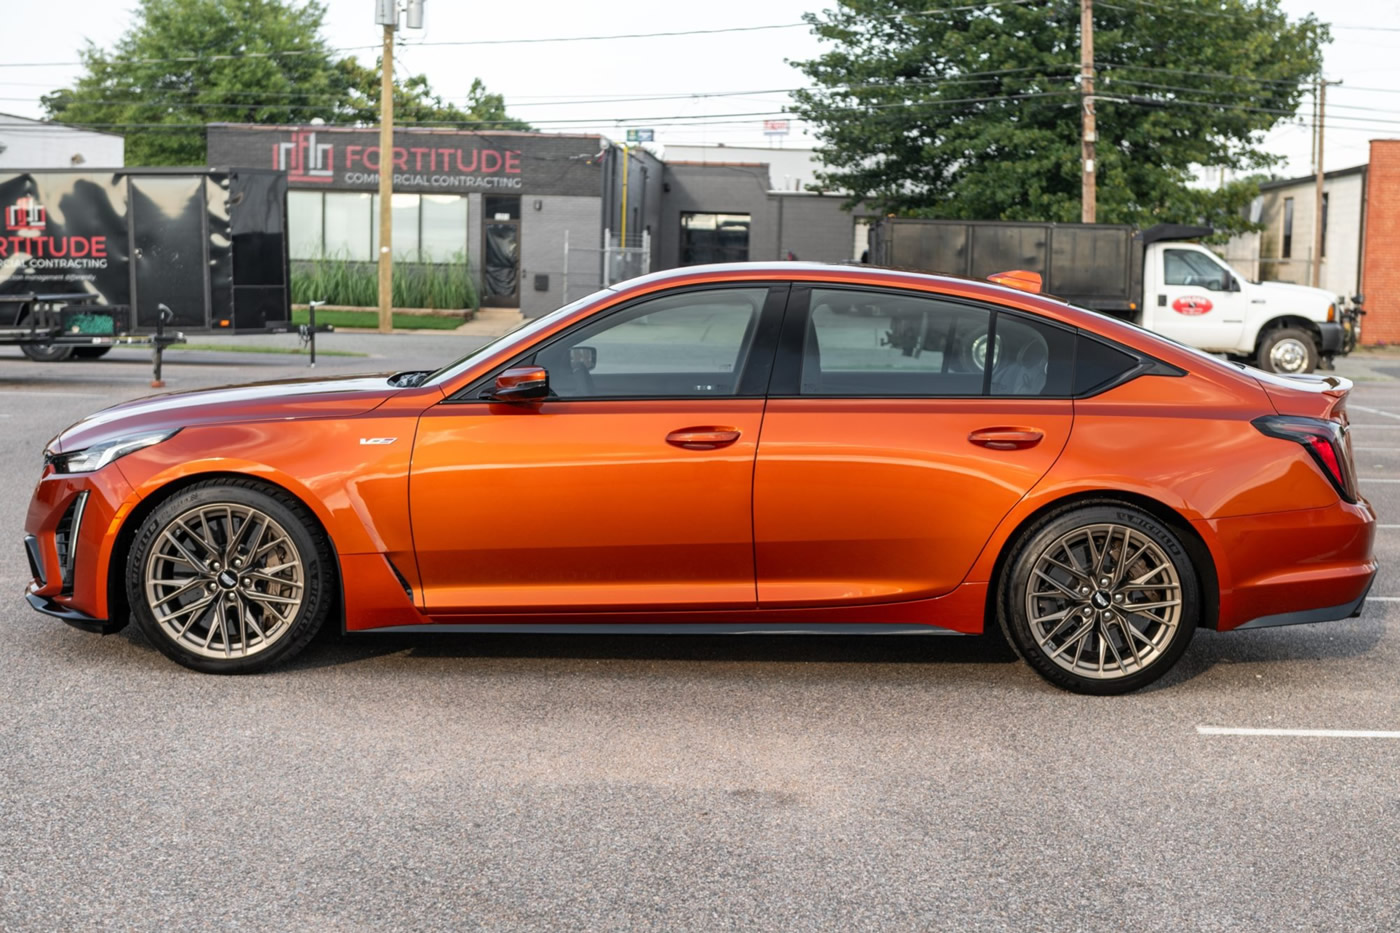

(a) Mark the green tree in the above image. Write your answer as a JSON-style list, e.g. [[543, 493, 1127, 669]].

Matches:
[[42, 0, 526, 165], [791, 0, 1327, 234]]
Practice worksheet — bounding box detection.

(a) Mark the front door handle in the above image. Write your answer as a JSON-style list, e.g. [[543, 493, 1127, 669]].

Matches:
[[666, 426, 741, 450], [968, 427, 1043, 450]]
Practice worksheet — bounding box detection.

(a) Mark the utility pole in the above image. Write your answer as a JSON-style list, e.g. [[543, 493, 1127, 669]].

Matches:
[[1311, 77, 1339, 288], [373, 0, 425, 334], [1080, 0, 1096, 223]]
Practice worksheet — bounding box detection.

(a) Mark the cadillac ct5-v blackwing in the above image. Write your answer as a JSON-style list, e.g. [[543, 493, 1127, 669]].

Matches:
[[24, 263, 1376, 693]]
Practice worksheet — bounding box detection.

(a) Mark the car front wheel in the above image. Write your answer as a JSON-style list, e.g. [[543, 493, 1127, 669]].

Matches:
[[998, 503, 1199, 695], [125, 480, 335, 673]]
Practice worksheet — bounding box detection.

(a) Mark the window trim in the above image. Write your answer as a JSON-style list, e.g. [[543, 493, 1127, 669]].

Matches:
[[445, 282, 792, 404], [768, 283, 1178, 401]]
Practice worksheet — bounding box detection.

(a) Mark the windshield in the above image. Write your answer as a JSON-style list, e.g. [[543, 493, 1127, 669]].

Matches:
[[423, 288, 614, 386]]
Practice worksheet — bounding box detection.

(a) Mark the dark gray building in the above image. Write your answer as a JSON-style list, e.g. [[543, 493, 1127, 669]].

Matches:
[[207, 124, 866, 318]]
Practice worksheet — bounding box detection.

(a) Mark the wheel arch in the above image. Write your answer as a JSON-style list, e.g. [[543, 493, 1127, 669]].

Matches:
[[1255, 315, 1321, 352], [106, 471, 344, 634], [983, 489, 1221, 632]]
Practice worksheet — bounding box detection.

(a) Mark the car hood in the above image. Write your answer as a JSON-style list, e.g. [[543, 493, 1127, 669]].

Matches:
[[52, 373, 405, 453], [1254, 280, 1339, 306]]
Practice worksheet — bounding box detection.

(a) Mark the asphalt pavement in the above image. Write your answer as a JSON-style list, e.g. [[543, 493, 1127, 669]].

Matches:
[[2, 338, 1399, 932]]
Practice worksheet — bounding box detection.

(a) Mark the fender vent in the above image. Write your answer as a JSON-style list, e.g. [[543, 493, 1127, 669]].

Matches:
[[385, 556, 414, 601], [54, 492, 89, 596]]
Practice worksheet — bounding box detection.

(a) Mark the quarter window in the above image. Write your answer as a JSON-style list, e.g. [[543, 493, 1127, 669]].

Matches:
[[534, 288, 767, 398]]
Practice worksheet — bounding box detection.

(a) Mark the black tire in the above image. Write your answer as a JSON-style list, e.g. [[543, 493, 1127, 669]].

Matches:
[[19, 341, 75, 362], [18, 313, 75, 361], [997, 502, 1200, 695], [125, 479, 335, 674], [72, 346, 112, 360], [1257, 326, 1318, 375]]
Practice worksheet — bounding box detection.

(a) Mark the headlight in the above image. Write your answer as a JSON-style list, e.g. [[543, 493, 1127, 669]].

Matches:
[[45, 430, 180, 474]]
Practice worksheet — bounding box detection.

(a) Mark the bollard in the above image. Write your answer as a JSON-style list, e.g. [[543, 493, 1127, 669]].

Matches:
[[151, 303, 173, 388], [307, 299, 325, 369]]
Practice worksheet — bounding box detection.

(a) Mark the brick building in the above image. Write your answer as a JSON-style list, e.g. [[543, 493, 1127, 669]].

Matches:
[[1361, 140, 1400, 344]]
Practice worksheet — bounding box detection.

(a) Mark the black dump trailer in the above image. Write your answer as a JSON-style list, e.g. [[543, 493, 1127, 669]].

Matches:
[[869, 217, 1211, 319], [0, 167, 295, 361]]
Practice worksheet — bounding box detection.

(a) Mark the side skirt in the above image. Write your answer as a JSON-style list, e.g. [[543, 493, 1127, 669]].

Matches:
[[352, 622, 970, 636]]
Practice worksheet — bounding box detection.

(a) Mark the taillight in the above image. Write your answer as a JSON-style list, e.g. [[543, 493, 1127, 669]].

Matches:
[[1253, 415, 1357, 502]]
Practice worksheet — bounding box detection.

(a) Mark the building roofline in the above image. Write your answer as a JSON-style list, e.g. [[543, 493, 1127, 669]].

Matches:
[[1259, 163, 1367, 191], [205, 122, 601, 141], [0, 111, 126, 140]]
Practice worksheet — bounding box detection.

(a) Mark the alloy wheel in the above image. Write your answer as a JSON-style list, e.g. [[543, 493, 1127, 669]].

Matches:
[[143, 503, 305, 659], [1023, 522, 1183, 680]]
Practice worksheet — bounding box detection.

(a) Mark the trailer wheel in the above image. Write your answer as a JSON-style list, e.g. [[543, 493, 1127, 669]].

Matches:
[[19, 342, 75, 362], [71, 347, 113, 360]]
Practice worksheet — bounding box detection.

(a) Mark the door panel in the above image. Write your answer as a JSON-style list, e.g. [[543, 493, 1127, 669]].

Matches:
[[411, 400, 763, 612], [754, 398, 1072, 605], [1150, 247, 1248, 350]]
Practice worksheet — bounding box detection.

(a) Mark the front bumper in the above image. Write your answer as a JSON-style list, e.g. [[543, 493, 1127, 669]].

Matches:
[[23, 463, 137, 629], [25, 591, 119, 634], [1318, 321, 1345, 355]]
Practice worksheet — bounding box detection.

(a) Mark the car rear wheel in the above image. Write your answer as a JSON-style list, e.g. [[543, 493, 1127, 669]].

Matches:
[[998, 503, 1199, 695], [125, 480, 335, 673]]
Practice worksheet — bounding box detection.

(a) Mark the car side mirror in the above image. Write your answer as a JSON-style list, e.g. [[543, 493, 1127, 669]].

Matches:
[[489, 366, 549, 402], [569, 345, 597, 372], [1229, 276, 1241, 292]]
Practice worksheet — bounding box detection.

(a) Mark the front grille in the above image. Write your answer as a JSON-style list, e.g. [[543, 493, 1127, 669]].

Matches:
[[24, 535, 45, 587], [54, 492, 88, 596]]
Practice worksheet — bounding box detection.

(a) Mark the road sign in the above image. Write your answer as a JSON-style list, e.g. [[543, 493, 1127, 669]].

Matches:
[[626, 129, 655, 143], [763, 120, 790, 136]]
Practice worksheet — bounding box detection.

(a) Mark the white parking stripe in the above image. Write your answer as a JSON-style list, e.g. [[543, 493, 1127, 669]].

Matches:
[[1376, 524, 1400, 529], [1366, 596, 1400, 602], [1353, 447, 1400, 452], [1351, 405, 1400, 421], [1358, 478, 1400, 483], [1198, 726, 1400, 739], [0, 389, 106, 399]]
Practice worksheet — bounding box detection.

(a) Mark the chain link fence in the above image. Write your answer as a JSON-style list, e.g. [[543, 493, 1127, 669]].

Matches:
[[563, 229, 652, 303]]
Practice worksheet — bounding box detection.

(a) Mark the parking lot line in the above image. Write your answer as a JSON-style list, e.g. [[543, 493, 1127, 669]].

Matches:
[[1358, 478, 1400, 483], [1351, 405, 1400, 421], [1354, 447, 1400, 451], [0, 389, 106, 399], [1198, 726, 1400, 739]]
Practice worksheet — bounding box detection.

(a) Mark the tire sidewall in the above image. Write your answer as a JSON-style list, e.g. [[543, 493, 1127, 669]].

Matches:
[[125, 481, 332, 674], [999, 503, 1200, 695]]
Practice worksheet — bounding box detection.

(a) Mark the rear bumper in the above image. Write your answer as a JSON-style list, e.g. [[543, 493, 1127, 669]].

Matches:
[[1200, 499, 1377, 632]]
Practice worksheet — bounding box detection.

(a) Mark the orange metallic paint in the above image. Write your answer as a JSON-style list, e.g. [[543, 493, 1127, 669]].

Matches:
[[753, 398, 1072, 606], [409, 399, 765, 614], [22, 262, 1377, 644]]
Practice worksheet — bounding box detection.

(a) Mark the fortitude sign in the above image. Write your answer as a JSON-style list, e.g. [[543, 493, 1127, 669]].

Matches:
[[207, 125, 602, 197]]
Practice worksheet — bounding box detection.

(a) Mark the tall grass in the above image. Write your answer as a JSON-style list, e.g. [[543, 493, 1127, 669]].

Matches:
[[291, 250, 478, 310]]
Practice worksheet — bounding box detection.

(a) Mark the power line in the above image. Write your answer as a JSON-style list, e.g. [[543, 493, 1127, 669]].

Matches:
[[0, 3, 1046, 70]]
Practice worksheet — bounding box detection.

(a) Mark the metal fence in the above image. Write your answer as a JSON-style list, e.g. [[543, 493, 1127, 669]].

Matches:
[[562, 229, 652, 303]]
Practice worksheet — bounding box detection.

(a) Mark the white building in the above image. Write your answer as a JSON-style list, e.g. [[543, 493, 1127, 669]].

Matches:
[[0, 113, 124, 169], [660, 145, 834, 194], [1223, 164, 1366, 301]]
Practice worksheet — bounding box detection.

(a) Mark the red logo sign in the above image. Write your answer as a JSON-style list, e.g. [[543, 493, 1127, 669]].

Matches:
[[1172, 295, 1213, 316], [4, 196, 46, 234], [275, 129, 335, 184]]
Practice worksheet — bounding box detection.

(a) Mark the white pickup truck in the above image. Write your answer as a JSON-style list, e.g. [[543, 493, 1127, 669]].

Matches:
[[871, 219, 1356, 374]]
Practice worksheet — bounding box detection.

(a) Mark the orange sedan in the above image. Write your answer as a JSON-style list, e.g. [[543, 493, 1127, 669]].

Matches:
[[23, 263, 1376, 693]]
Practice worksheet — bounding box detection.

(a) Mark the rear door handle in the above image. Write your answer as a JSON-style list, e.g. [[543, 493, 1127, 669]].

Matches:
[[666, 426, 742, 450], [968, 427, 1043, 450]]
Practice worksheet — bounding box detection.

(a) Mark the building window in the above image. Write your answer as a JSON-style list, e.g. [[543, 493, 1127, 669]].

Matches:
[[680, 213, 750, 265], [1321, 192, 1329, 259], [1282, 197, 1294, 259], [287, 190, 469, 264]]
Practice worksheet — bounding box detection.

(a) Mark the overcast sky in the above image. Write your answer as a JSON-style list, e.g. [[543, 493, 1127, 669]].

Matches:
[[2, 0, 1397, 179]]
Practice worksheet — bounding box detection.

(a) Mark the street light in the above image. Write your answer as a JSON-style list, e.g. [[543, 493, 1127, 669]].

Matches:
[[374, 0, 426, 333]]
